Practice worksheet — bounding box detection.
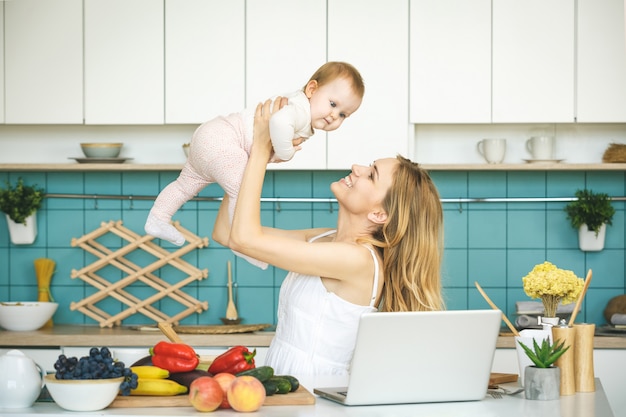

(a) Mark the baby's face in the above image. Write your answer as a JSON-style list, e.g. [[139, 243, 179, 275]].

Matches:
[[307, 77, 362, 132]]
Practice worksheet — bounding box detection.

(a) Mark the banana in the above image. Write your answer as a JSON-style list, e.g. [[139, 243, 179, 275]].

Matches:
[[130, 365, 170, 379], [130, 378, 188, 396]]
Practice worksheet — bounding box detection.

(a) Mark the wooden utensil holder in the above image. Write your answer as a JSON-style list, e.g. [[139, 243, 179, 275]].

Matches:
[[70, 220, 209, 327]]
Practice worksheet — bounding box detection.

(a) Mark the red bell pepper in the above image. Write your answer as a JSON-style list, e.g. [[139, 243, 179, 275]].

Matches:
[[150, 341, 199, 373], [208, 345, 256, 374]]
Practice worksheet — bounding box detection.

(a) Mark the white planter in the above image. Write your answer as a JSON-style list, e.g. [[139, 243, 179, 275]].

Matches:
[[6, 213, 38, 245], [578, 223, 606, 252]]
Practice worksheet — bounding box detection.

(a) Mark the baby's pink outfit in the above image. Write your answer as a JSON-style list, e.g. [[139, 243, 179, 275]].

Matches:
[[145, 91, 313, 268]]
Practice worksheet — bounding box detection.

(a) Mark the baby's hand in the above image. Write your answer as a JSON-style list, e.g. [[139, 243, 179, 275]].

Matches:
[[269, 143, 302, 163], [292, 137, 306, 146]]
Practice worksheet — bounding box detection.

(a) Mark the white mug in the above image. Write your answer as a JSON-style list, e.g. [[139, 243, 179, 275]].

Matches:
[[477, 138, 506, 164], [515, 329, 553, 387], [526, 136, 555, 160]]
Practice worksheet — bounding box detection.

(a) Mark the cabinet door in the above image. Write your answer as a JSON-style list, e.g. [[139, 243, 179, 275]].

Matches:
[[327, 0, 409, 169], [84, 0, 164, 124], [4, 0, 83, 124], [165, 0, 245, 124], [0, 4, 4, 124], [492, 0, 575, 123], [246, 0, 327, 170], [577, 0, 626, 122], [410, 0, 491, 124]]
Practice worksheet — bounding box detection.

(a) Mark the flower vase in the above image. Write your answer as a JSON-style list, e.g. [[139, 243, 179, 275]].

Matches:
[[524, 366, 561, 400], [6, 213, 38, 245], [578, 223, 606, 252], [540, 316, 560, 331]]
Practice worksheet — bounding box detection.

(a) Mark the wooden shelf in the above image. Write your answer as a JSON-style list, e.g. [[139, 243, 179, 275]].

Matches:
[[1, 163, 625, 172], [420, 163, 626, 171], [0, 163, 184, 172]]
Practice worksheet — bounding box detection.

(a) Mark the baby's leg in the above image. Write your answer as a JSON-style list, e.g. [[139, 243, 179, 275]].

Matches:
[[145, 164, 209, 246]]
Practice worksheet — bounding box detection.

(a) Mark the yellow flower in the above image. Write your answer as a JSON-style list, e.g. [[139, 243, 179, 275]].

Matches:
[[522, 261, 584, 317]]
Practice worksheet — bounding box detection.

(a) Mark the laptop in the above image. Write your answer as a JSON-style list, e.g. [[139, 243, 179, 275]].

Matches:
[[314, 309, 502, 406]]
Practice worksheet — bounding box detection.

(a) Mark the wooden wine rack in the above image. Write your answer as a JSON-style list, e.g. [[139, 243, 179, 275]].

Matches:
[[70, 220, 209, 328]]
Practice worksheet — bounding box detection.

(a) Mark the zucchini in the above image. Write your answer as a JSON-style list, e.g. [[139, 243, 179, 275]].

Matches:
[[262, 379, 279, 396], [268, 377, 291, 394], [236, 366, 274, 382], [276, 375, 299, 392]]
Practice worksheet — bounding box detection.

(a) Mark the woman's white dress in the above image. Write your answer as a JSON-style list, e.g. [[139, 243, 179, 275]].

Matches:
[[265, 230, 379, 376]]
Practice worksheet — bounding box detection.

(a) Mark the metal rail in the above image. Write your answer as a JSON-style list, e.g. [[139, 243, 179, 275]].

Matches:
[[44, 193, 626, 204]]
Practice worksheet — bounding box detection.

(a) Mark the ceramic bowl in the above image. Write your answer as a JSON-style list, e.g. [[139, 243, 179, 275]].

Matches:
[[0, 302, 58, 331], [80, 143, 123, 158], [220, 317, 242, 325], [44, 374, 123, 411]]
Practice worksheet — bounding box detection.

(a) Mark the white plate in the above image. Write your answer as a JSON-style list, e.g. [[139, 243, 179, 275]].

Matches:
[[70, 157, 133, 164], [523, 159, 565, 164]]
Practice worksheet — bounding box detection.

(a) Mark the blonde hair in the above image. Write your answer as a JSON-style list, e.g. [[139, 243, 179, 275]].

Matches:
[[304, 61, 365, 99], [363, 155, 444, 312]]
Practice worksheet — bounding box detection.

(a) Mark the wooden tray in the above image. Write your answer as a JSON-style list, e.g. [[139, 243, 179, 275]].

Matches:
[[174, 324, 272, 334], [109, 385, 315, 408]]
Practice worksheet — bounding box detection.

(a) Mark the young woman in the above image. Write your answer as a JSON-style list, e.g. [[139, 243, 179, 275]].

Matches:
[[213, 99, 444, 376]]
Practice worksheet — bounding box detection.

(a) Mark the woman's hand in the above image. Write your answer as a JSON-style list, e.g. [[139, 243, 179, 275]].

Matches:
[[252, 97, 289, 161]]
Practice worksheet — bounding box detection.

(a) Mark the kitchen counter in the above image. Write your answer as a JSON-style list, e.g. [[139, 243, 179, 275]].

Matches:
[[0, 325, 274, 348], [2, 325, 626, 349], [0, 379, 615, 417]]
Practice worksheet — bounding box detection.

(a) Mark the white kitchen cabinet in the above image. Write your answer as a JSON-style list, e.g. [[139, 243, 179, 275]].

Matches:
[[0, 348, 63, 373], [577, 0, 626, 123], [492, 0, 575, 123], [84, 0, 164, 124], [4, 0, 83, 124], [165, 0, 245, 124], [246, 0, 327, 170], [327, 0, 409, 168], [409, 0, 491, 124], [0, 4, 4, 124]]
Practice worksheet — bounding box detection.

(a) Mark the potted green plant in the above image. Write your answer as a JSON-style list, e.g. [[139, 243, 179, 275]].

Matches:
[[0, 178, 45, 244], [564, 189, 615, 251], [518, 337, 569, 400]]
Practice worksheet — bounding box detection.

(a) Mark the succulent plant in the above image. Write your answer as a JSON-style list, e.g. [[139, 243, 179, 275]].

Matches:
[[518, 337, 570, 368]]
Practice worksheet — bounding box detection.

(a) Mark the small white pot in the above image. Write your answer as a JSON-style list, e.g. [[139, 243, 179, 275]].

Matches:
[[6, 213, 38, 245], [578, 223, 606, 252]]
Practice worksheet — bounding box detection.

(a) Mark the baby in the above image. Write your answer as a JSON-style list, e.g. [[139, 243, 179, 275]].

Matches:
[[145, 61, 364, 268]]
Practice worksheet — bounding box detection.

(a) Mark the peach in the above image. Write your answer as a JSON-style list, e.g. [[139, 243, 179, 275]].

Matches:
[[227, 375, 266, 412], [212, 372, 236, 409], [188, 376, 223, 412]]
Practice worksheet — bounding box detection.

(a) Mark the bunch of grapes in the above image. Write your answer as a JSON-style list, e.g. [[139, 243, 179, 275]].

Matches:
[[53, 347, 139, 396]]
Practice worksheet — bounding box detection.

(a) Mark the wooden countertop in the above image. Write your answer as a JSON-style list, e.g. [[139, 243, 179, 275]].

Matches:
[[2, 325, 626, 349], [0, 325, 275, 348]]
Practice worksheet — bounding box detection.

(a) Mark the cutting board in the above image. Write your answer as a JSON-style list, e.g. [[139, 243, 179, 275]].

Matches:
[[489, 372, 518, 385], [108, 385, 315, 408]]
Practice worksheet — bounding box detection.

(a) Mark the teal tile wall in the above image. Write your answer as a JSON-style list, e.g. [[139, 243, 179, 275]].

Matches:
[[1, 169, 624, 328]]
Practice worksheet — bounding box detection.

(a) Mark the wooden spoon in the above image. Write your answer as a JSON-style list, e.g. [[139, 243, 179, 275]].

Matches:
[[157, 322, 184, 343], [225, 261, 238, 320], [475, 281, 520, 336], [568, 269, 592, 326]]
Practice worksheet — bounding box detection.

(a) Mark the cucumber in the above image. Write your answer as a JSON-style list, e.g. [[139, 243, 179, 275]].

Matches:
[[236, 366, 274, 382], [268, 377, 291, 394], [262, 379, 279, 396], [276, 375, 299, 392]]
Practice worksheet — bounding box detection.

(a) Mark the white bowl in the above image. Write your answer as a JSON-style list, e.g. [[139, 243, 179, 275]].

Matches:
[[80, 143, 123, 158], [44, 374, 123, 411], [0, 302, 58, 331]]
